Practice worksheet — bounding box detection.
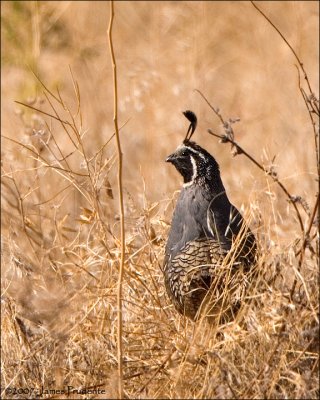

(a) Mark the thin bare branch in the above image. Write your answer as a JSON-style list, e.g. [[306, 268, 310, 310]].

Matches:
[[251, 1, 313, 94], [108, 1, 125, 398], [196, 89, 305, 235]]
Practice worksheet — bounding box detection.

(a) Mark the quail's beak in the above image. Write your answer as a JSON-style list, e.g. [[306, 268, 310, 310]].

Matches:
[[165, 153, 176, 163]]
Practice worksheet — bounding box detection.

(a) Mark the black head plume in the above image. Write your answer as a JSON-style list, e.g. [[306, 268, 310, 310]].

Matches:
[[183, 110, 197, 141]]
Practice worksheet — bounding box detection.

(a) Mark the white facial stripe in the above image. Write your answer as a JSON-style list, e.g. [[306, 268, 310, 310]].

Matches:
[[190, 156, 197, 180], [176, 143, 206, 160], [183, 155, 197, 188], [175, 144, 185, 152], [189, 147, 206, 160]]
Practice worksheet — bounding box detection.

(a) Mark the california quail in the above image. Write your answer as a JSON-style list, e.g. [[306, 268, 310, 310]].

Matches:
[[163, 111, 256, 321]]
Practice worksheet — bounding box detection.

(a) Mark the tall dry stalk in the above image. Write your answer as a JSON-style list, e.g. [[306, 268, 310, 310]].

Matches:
[[107, 1, 125, 398]]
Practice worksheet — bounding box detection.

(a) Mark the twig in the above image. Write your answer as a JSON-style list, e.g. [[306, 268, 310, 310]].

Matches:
[[251, 1, 319, 177], [290, 192, 320, 298], [2, 135, 92, 207], [108, 1, 125, 398], [250, 1, 319, 298], [137, 350, 174, 395], [250, 1, 313, 94], [294, 64, 319, 177], [9, 171, 40, 258], [14, 100, 79, 149], [195, 89, 305, 235]]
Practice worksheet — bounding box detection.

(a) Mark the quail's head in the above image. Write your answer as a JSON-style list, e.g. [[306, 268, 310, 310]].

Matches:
[[166, 111, 220, 186]]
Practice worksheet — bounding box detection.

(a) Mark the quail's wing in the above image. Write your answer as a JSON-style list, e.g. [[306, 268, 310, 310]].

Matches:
[[207, 202, 257, 263], [206, 203, 243, 244]]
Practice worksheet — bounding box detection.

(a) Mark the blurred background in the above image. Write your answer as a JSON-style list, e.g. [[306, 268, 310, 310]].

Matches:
[[1, 0, 319, 238]]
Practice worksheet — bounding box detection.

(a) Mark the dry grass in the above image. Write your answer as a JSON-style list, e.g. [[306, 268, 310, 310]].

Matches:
[[1, 1, 319, 399]]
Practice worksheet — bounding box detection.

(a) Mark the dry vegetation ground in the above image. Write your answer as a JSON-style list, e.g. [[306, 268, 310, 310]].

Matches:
[[1, 1, 319, 399]]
